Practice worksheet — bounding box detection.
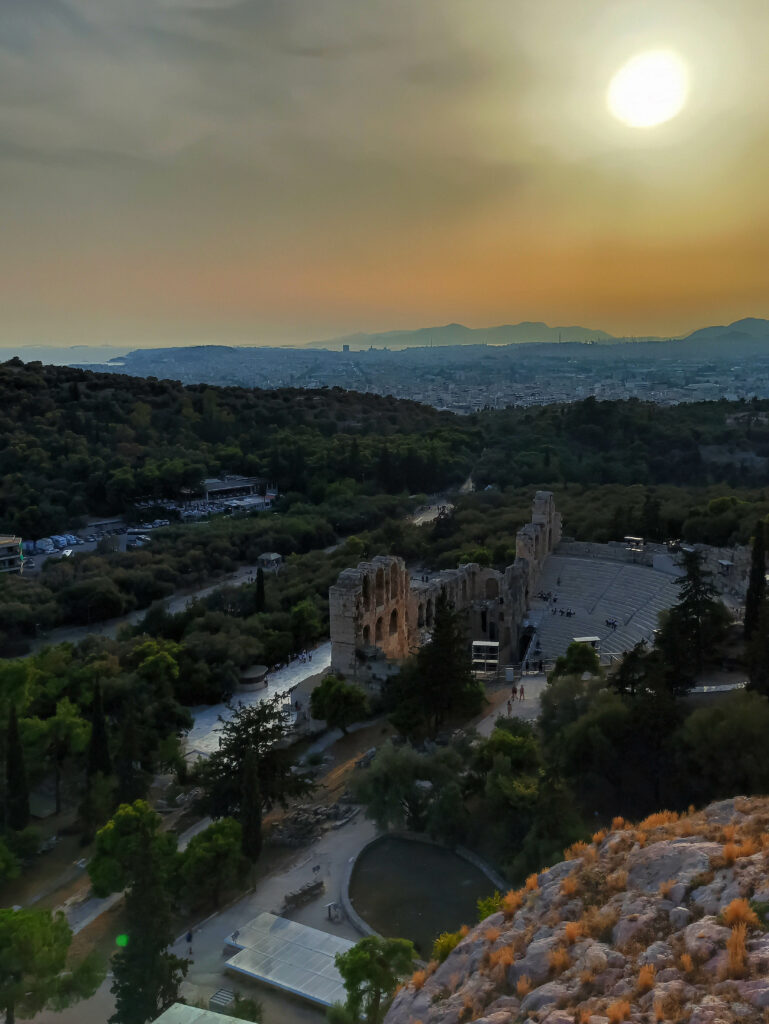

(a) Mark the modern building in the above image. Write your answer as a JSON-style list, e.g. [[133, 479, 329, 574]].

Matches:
[[0, 535, 23, 574], [202, 475, 263, 500]]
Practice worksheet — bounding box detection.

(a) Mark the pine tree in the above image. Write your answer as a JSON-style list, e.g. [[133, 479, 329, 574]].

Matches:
[[744, 521, 766, 641], [87, 684, 112, 778], [416, 594, 484, 734], [6, 705, 29, 831], [240, 746, 262, 864], [254, 568, 265, 613]]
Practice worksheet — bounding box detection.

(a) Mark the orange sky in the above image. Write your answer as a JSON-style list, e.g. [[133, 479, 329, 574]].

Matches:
[[1, 0, 768, 346]]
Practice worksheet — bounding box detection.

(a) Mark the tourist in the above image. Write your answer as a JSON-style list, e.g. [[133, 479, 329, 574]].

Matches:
[[186, 929, 194, 957], [507, 699, 512, 716], [511, 683, 518, 700], [519, 684, 525, 701]]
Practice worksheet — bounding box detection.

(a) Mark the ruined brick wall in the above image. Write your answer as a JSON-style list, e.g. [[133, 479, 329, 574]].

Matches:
[[329, 490, 561, 675]]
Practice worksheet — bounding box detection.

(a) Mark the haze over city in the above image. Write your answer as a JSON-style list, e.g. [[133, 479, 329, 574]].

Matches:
[[2, 0, 769, 348]]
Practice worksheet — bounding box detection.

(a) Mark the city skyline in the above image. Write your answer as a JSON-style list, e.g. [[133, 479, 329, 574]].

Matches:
[[2, 0, 768, 347]]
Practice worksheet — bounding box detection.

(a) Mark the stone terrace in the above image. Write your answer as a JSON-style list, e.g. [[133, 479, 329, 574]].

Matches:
[[528, 553, 681, 663]]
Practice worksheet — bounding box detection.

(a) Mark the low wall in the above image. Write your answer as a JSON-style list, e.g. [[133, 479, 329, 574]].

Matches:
[[341, 830, 508, 940]]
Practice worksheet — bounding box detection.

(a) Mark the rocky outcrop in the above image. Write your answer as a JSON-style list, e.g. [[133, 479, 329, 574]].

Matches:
[[385, 798, 769, 1024]]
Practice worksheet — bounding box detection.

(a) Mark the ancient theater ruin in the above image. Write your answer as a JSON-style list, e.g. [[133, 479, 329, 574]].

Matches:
[[328, 491, 561, 680]]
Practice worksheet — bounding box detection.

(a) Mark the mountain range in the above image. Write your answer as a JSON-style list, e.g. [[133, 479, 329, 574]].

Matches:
[[306, 316, 769, 351]]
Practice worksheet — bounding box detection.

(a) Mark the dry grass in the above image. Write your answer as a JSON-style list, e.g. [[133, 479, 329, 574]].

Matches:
[[425, 960, 438, 977], [502, 889, 524, 919], [581, 905, 619, 941], [659, 878, 677, 898], [725, 922, 748, 979], [516, 974, 532, 997], [525, 872, 539, 892], [579, 967, 595, 986], [607, 999, 632, 1022], [653, 1000, 665, 1022], [459, 995, 475, 1022], [592, 829, 607, 844], [561, 874, 579, 897], [548, 946, 571, 974], [576, 1009, 593, 1024], [488, 944, 516, 969], [638, 810, 679, 830], [739, 836, 760, 858], [411, 969, 427, 990], [722, 824, 737, 842], [564, 920, 583, 944], [607, 869, 628, 892], [612, 816, 626, 830], [722, 841, 739, 865], [680, 952, 694, 974], [459, 924, 470, 937], [723, 898, 760, 928], [637, 963, 656, 992], [761, 833, 769, 852], [635, 830, 648, 848], [565, 840, 590, 860], [484, 926, 501, 944]]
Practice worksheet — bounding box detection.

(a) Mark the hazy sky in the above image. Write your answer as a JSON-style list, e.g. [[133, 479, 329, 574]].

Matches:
[[2, 0, 768, 346]]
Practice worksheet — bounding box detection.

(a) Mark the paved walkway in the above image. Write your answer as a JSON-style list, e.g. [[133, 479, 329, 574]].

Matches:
[[185, 642, 332, 757]]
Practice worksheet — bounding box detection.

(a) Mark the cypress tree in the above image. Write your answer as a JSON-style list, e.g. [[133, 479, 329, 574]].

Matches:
[[86, 684, 112, 779], [6, 705, 30, 831], [255, 568, 266, 613], [744, 521, 766, 641], [240, 745, 262, 864]]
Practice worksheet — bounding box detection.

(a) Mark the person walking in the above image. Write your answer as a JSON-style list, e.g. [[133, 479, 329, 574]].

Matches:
[[511, 683, 518, 700], [519, 684, 525, 701], [507, 699, 512, 716], [186, 929, 193, 957]]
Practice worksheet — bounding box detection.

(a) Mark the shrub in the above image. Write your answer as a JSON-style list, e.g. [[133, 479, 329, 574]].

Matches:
[[488, 944, 516, 969], [722, 842, 739, 865], [659, 878, 676, 898], [524, 872, 539, 892], [653, 1000, 665, 1022], [459, 924, 470, 937], [738, 837, 759, 858], [565, 841, 590, 860], [548, 946, 571, 974], [564, 921, 582, 944], [561, 874, 579, 896], [607, 999, 631, 1022], [725, 922, 748, 979], [432, 930, 463, 963], [581, 906, 619, 942], [638, 811, 679, 830], [722, 824, 737, 842], [592, 829, 607, 844], [611, 816, 626, 830], [477, 890, 503, 921], [722, 898, 759, 928], [577, 1009, 592, 1024], [607, 869, 628, 892], [637, 963, 656, 992], [484, 926, 501, 944], [502, 889, 524, 918], [516, 974, 532, 997], [680, 952, 694, 974], [411, 969, 427, 990]]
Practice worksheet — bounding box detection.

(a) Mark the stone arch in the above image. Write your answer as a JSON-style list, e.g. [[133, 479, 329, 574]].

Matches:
[[375, 568, 385, 607], [425, 599, 434, 627], [362, 624, 370, 645], [418, 603, 425, 627], [361, 575, 370, 610], [389, 608, 398, 636], [485, 578, 499, 600], [390, 570, 398, 600], [375, 616, 383, 643]]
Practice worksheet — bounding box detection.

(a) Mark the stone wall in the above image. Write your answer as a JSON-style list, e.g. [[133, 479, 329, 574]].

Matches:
[[329, 490, 561, 677]]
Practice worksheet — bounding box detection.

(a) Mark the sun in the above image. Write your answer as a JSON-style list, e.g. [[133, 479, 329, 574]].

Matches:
[[607, 50, 688, 128]]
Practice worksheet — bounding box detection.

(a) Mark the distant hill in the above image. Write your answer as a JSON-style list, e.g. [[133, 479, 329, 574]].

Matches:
[[306, 321, 617, 350], [682, 317, 769, 344]]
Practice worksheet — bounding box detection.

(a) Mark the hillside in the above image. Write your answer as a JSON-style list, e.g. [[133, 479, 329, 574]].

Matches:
[[386, 798, 769, 1024]]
